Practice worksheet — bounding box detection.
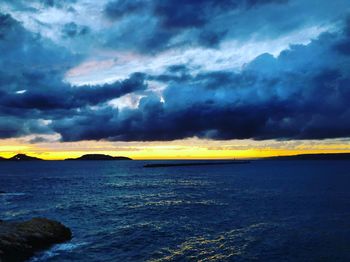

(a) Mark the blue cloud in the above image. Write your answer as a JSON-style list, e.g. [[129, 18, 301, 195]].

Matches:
[[62, 22, 90, 38], [51, 18, 350, 141], [0, 13, 146, 138], [105, 0, 148, 20], [0, 2, 350, 142], [101, 0, 291, 52]]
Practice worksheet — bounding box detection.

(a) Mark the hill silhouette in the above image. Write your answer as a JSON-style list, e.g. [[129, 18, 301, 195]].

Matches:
[[8, 154, 43, 161], [267, 153, 350, 160], [65, 154, 132, 161]]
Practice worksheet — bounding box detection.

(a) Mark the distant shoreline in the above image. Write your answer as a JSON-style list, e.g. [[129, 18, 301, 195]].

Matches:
[[1, 153, 350, 162], [263, 153, 350, 160], [0, 153, 132, 162]]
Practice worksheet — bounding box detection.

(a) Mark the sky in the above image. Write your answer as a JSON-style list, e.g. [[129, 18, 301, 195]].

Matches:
[[0, 0, 350, 159]]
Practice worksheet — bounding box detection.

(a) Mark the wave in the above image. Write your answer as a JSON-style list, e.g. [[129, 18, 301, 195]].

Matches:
[[0, 192, 26, 196], [105, 179, 214, 190], [128, 199, 225, 209], [30, 242, 87, 261]]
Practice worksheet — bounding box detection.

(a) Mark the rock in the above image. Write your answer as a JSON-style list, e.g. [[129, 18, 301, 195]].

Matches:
[[0, 218, 72, 262]]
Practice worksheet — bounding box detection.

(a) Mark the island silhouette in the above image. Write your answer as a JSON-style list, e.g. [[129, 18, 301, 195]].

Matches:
[[65, 154, 132, 161], [0, 154, 132, 161], [0, 154, 43, 161]]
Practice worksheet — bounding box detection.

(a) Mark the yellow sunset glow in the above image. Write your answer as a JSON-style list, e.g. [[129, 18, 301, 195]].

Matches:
[[1, 137, 350, 160]]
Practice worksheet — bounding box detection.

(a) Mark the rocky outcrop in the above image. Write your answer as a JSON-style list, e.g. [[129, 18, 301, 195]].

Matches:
[[0, 218, 72, 262]]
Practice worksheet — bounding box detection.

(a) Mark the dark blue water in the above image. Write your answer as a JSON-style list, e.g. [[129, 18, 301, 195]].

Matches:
[[1, 160, 350, 261]]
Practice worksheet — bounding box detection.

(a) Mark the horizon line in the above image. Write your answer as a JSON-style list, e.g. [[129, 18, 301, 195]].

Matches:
[[2, 151, 350, 161]]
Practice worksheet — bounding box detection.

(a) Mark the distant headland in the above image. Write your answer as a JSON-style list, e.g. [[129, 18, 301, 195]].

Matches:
[[65, 154, 132, 161], [0, 154, 43, 161], [0, 154, 132, 161], [266, 153, 350, 160]]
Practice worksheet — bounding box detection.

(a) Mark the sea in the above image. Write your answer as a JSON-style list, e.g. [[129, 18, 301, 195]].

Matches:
[[1, 160, 350, 261]]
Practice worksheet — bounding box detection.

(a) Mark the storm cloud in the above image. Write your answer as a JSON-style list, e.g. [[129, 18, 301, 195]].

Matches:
[[52, 20, 350, 141], [0, 1, 350, 142], [102, 0, 292, 52]]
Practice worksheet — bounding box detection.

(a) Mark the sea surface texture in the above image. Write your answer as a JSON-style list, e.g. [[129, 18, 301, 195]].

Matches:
[[1, 160, 350, 261]]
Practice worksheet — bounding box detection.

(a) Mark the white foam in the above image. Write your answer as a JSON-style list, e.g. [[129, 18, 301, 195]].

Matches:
[[52, 243, 83, 252], [30, 242, 87, 261]]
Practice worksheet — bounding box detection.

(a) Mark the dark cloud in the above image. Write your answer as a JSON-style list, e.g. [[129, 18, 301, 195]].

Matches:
[[0, 117, 52, 138], [1, 4, 350, 143], [102, 0, 290, 52], [334, 17, 350, 55], [51, 20, 350, 142], [149, 64, 192, 83], [53, 68, 350, 142], [72, 73, 147, 106], [101, 0, 350, 55], [336, 39, 350, 55], [0, 13, 79, 82], [0, 13, 145, 138], [0, 14, 16, 39], [198, 30, 228, 48], [153, 0, 210, 30], [41, 0, 77, 9], [62, 22, 90, 38], [153, 0, 288, 30], [105, 0, 148, 20], [344, 16, 350, 36], [0, 73, 147, 111]]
